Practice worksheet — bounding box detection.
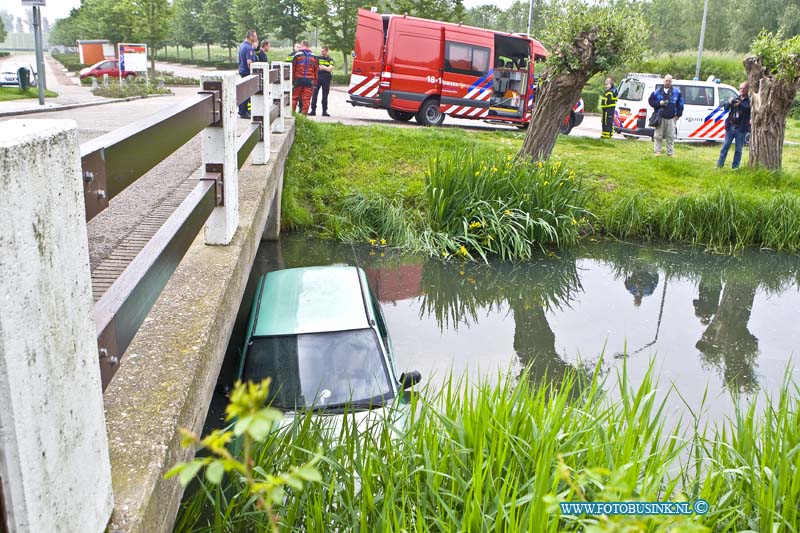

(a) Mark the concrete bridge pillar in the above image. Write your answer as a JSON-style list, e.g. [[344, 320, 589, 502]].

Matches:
[[0, 120, 114, 532]]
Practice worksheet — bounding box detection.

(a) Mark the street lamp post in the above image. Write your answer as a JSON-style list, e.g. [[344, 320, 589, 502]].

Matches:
[[695, 0, 710, 80], [527, 0, 534, 36]]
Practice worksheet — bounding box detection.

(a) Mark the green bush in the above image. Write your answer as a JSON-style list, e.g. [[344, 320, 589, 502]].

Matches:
[[331, 73, 350, 85], [790, 94, 800, 120], [580, 89, 601, 112], [0, 52, 9, 58], [51, 52, 87, 73], [627, 50, 746, 85], [92, 79, 171, 98]]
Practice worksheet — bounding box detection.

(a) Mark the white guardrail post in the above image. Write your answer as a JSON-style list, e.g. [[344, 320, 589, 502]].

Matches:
[[270, 62, 284, 134], [272, 61, 292, 132], [0, 120, 114, 533], [201, 73, 239, 245], [251, 62, 270, 164]]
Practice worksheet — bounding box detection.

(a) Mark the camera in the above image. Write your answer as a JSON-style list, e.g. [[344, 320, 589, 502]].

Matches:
[[730, 97, 740, 105]]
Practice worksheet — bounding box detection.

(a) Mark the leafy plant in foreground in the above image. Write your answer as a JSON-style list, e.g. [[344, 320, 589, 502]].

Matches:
[[166, 379, 321, 532]]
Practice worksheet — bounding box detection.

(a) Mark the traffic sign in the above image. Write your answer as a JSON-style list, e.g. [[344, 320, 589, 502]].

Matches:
[[22, 0, 47, 6]]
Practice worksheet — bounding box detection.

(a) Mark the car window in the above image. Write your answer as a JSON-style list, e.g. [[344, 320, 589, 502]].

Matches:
[[244, 329, 394, 410], [445, 41, 490, 78], [677, 85, 714, 106], [618, 79, 645, 101], [99, 61, 115, 70], [718, 87, 737, 105]]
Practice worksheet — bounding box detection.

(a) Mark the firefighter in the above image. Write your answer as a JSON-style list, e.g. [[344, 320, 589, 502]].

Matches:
[[601, 77, 618, 139], [291, 40, 319, 114]]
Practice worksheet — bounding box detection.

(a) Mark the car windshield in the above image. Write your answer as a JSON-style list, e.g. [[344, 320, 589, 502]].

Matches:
[[243, 328, 394, 411]]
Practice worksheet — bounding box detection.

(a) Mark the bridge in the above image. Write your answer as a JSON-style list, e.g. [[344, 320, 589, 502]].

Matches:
[[0, 63, 296, 532]]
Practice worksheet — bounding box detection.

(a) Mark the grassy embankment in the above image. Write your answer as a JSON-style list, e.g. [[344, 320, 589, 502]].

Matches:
[[0, 87, 58, 101], [175, 364, 800, 531], [284, 117, 800, 255]]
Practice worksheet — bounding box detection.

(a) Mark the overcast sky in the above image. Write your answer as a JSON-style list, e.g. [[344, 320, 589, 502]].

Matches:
[[4, 0, 513, 24]]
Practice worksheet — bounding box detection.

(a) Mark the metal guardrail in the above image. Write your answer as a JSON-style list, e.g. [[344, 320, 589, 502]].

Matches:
[[84, 62, 293, 389]]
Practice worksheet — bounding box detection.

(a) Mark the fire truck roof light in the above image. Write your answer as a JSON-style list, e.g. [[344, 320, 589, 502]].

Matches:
[[370, 6, 378, 12]]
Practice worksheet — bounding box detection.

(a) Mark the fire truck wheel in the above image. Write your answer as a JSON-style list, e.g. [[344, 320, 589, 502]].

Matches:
[[560, 112, 575, 135], [416, 99, 445, 126], [388, 109, 414, 122]]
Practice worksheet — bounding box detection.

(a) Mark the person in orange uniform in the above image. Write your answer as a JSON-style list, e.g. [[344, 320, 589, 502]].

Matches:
[[291, 40, 318, 114]]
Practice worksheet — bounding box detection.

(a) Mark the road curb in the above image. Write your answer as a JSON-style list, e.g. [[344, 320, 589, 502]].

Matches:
[[0, 92, 174, 117]]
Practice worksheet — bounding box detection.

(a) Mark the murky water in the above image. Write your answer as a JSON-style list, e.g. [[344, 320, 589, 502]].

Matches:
[[216, 235, 800, 425]]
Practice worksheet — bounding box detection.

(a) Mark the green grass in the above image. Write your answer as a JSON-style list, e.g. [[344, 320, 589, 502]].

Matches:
[[283, 117, 800, 255], [175, 362, 800, 532], [0, 86, 58, 101]]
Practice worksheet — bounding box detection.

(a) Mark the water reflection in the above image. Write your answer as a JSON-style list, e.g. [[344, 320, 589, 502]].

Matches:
[[242, 237, 800, 405]]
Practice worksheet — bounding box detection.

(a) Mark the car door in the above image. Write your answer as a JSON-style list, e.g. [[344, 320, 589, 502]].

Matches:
[[675, 84, 715, 138], [441, 30, 493, 118], [615, 78, 649, 132]]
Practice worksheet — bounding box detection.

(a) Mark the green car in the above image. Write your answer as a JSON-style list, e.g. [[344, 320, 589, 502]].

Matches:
[[237, 266, 421, 413]]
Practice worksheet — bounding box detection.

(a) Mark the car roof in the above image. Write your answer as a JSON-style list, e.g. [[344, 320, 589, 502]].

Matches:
[[252, 266, 373, 337], [624, 75, 734, 89]]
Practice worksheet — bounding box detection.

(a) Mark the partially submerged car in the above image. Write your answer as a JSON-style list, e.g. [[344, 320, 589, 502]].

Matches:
[[237, 266, 421, 417]]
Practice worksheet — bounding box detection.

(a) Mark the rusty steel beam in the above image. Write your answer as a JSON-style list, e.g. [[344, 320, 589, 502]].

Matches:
[[236, 123, 261, 169], [79, 93, 216, 221], [94, 179, 216, 389], [268, 68, 280, 84], [236, 74, 261, 105]]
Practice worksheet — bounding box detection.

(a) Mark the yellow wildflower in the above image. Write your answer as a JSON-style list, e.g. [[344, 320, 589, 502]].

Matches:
[[459, 270, 465, 276], [475, 171, 480, 176], [571, 217, 577, 226], [469, 221, 482, 229], [536, 161, 543, 169], [559, 182, 563, 187], [504, 210, 512, 216], [544, 180, 549, 186], [459, 245, 468, 256], [380, 252, 385, 257], [369, 238, 377, 245], [380, 238, 387, 246]]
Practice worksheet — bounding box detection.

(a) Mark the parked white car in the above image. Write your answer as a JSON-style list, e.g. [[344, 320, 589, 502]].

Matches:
[[0, 62, 37, 87], [614, 73, 740, 142]]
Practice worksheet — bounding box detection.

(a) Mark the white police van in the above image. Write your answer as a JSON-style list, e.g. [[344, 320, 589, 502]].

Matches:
[[614, 73, 740, 142]]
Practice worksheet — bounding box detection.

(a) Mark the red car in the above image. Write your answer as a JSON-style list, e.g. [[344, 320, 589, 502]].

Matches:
[[79, 59, 137, 81]]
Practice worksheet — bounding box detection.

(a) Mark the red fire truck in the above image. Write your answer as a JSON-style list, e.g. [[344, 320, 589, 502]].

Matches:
[[348, 9, 584, 132]]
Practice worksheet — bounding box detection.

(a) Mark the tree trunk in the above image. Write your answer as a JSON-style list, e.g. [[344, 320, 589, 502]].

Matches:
[[342, 52, 349, 77], [190, 46, 193, 60], [227, 46, 232, 62], [176, 45, 179, 58], [519, 72, 588, 161], [744, 55, 800, 170], [206, 42, 211, 62]]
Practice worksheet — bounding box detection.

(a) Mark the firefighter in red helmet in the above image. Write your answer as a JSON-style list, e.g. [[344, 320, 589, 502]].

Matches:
[[291, 40, 319, 114]]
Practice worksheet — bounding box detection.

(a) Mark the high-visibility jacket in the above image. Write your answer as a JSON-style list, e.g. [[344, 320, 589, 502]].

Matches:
[[291, 49, 319, 87], [601, 86, 618, 109], [317, 54, 334, 80]]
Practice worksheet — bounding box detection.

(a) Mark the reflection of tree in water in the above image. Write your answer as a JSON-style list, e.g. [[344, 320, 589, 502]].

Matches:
[[584, 243, 800, 393], [695, 280, 759, 392], [418, 256, 593, 386]]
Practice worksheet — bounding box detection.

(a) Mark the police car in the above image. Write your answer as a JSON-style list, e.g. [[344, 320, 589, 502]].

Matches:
[[614, 73, 740, 142]]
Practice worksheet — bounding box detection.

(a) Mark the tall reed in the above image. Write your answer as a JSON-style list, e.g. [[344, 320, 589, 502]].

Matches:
[[175, 361, 800, 532]]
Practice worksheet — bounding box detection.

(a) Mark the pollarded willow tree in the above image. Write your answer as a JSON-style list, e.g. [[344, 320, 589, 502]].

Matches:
[[520, 0, 646, 161], [744, 31, 800, 170]]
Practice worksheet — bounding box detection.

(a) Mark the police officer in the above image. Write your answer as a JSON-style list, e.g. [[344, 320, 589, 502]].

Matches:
[[309, 46, 334, 116], [601, 77, 618, 139], [237, 29, 258, 119], [291, 40, 319, 114]]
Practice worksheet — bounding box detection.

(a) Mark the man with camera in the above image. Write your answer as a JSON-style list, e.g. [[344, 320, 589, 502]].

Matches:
[[716, 82, 751, 169], [648, 74, 684, 156]]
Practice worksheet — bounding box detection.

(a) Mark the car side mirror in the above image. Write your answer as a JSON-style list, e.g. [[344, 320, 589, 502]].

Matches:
[[399, 371, 421, 390]]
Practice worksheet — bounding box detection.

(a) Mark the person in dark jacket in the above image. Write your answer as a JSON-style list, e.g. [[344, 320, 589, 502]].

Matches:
[[309, 46, 334, 116], [256, 39, 270, 63], [648, 74, 684, 156], [716, 82, 751, 169], [600, 77, 618, 139], [237, 29, 258, 118]]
